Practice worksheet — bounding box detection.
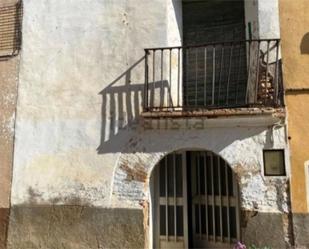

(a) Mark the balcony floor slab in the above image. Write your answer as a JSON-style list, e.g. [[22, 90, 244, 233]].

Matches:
[[141, 107, 285, 129]]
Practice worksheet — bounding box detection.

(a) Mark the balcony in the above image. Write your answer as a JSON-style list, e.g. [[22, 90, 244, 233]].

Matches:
[[143, 39, 284, 118]]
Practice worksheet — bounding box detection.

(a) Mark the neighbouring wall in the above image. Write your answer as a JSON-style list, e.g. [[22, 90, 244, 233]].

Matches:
[[0, 57, 20, 248], [0, 1, 22, 248], [280, 0, 309, 215], [279, 0, 309, 247], [0, 56, 19, 249]]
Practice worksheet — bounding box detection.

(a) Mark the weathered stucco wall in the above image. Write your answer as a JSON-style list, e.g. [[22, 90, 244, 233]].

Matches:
[[112, 121, 289, 212], [258, 0, 280, 39], [244, 0, 280, 39], [111, 120, 291, 248], [11, 0, 182, 208], [8, 0, 290, 248], [9, 0, 181, 247], [11, 0, 285, 208]]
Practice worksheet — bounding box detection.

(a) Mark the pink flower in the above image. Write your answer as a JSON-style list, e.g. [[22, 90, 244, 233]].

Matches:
[[233, 241, 247, 249]]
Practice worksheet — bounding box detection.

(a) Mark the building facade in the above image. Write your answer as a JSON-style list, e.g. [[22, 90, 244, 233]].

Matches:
[[0, 0, 306, 248]]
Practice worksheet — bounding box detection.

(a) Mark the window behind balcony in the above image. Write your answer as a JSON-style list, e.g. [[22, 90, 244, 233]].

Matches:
[[182, 0, 247, 108]]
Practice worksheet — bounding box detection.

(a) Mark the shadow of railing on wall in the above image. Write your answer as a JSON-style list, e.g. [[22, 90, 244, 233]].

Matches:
[[97, 56, 171, 154]]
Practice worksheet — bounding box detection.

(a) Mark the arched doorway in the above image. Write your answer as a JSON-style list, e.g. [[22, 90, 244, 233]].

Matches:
[[150, 151, 240, 249]]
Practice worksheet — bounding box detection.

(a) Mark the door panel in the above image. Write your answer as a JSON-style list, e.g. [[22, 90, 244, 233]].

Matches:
[[154, 152, 188, 249], [190, 151, 240, 248]]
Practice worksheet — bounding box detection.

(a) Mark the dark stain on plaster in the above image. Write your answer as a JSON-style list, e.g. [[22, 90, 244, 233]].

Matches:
[[27, 187, 93, 206], [282, 212, 295, 247], [274, 180, 287, 213], [241, 210, 258, 228], [233, 164, 246, 177], [50, 196, 91, 206], [233, 163, 260, 191], [28, 187, 43, 205]]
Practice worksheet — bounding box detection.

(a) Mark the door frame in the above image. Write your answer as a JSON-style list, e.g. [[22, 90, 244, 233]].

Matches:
[[150, 150, 241, 249]]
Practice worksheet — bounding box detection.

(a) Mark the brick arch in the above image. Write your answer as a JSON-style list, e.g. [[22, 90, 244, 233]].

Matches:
[[110, 146, 242, 208], [111, 151, 169, 207]]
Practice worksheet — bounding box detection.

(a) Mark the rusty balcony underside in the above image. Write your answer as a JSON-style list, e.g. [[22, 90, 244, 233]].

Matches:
[[143, 39, 284, 118]]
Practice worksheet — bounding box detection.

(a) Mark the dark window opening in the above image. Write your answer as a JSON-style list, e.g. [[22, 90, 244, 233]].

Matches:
[[182, 0, 247, 107]]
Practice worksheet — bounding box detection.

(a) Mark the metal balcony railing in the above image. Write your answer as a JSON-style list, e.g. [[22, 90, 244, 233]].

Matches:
[[143, 39, 283, 112]]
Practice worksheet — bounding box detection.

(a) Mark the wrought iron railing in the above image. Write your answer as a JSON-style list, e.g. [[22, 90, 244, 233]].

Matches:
[[0, 1, 23, 58], [143, 39, 283, 112]]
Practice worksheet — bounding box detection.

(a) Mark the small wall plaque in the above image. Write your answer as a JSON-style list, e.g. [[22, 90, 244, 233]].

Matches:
[[263, 149, 286, 176]]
